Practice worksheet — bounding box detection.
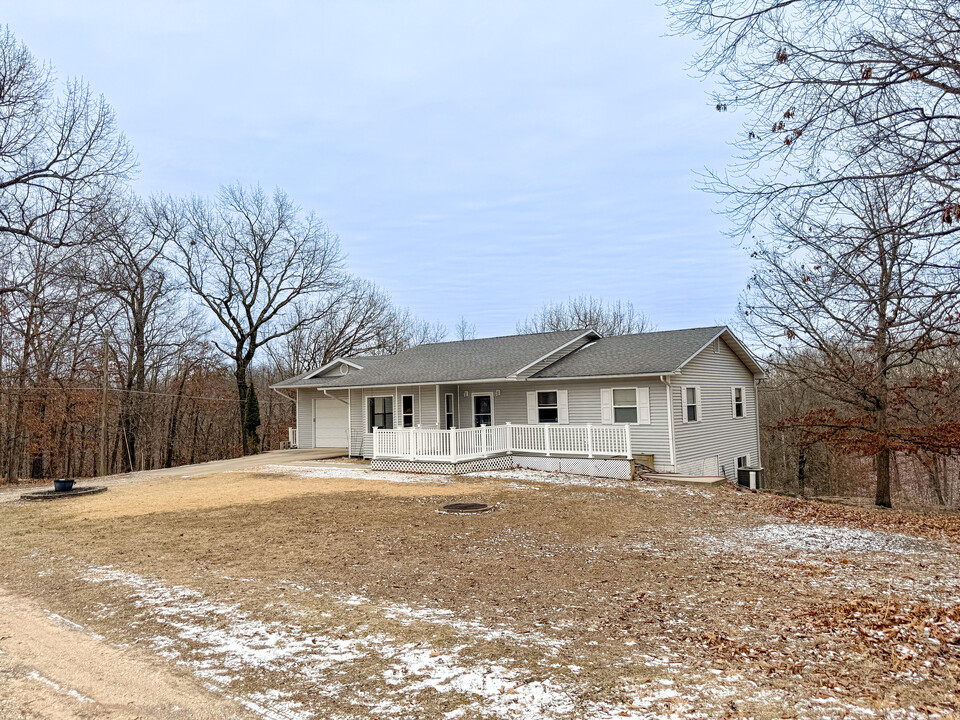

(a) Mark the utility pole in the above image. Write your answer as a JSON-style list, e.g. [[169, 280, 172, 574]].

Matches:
[[98, 330, 110, 477]]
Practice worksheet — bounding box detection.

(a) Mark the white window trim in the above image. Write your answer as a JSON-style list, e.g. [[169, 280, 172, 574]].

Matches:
[[736, 454, 750, 469], [612, 387, 639, 424], [401, 394, 415, 428], [681, 386, 701, 424], [731, 386, 745, 419], [471, 392, 494, 427]]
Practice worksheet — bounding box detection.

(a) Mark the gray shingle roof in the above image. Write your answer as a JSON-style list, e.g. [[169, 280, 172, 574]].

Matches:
[[272, 326, 762, 390], [271, 330, 590, 389], [531, 326, 726, 378]]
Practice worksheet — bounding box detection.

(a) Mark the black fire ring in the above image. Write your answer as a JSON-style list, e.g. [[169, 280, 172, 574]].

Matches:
[[440, 502, 494, 514]]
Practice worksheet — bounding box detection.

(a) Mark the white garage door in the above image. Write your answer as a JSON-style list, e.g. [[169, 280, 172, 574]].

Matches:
[[314, 398, 348, 448]]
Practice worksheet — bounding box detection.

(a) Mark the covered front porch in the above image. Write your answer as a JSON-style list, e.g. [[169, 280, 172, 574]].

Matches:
[[372, 422, 633, 463]]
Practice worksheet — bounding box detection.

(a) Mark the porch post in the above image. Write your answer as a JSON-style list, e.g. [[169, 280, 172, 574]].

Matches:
[[373, 426, 379, 458], [481, 425, 488, 456], [449, 427, 457, 462], [544, 424, 551, 456], [409, 428, 416, 461], [587, 424, 593, 459], [505, 422, 512, 453], [624, 424, 633, 460]]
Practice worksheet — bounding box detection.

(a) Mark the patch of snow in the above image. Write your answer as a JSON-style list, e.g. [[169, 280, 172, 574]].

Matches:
[[257, 464, 454, 484], [26, 670, 95, 704], [743, 523, 944, 555]]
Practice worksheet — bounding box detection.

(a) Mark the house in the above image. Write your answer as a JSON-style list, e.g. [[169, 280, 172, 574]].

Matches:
[[270, 326, 763, 480]]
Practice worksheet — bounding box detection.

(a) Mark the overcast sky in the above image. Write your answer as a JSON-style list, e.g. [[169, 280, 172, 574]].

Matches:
[[6, 1, 745, 337]]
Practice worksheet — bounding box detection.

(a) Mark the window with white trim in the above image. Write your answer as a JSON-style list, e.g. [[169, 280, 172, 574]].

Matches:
[[367, 396, 393, 432], [732, 386, 745, 418], [401, 395, 414, 428], [684, 387, 700, 422], [537, 391, 559, 423], [736, 454, 749, 469], [444, 393, 455, 429], [613, 388, 638, 423]]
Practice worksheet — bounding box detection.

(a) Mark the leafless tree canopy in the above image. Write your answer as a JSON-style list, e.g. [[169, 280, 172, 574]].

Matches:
[[168, 184, 345, 454], [668, 0, 960, 236], [517, 296, 653, 336], [0, 26, 133, 292]]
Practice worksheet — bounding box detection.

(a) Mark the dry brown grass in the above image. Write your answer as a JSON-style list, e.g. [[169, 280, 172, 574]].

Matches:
[[1, 463, 958, 719]]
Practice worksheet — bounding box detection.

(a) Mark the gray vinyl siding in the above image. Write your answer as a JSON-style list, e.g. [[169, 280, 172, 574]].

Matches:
[[295, 388, 350, 449], [672, 338, 760, 479]]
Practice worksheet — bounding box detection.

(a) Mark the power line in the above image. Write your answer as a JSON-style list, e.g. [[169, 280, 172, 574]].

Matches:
[[0, 385, 241, 403]]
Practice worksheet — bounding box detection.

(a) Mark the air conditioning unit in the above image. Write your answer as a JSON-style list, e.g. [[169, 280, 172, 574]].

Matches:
[[737, 466, 764, 490]]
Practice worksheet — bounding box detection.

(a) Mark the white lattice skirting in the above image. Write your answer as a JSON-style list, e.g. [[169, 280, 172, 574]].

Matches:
[[371, 454, 634, 481], [370, 455, 514, 475]]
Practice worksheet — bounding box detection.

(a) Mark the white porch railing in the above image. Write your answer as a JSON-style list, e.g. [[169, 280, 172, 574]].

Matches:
[[372, 423, 632, 463]]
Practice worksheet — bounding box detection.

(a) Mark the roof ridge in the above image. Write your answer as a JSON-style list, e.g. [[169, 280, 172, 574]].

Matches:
[[404, 327, 588, 350]]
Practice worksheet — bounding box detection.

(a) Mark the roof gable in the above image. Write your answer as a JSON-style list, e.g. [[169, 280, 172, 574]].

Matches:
[[532, 326, 762, 379]]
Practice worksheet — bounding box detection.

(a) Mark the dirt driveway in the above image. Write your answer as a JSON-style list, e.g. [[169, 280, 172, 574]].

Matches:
[[1, 458, 958, 719]]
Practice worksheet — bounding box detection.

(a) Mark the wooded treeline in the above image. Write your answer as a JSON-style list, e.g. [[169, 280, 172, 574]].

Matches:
[[671, 0, 960, 507], [0, 28, 445, 482]]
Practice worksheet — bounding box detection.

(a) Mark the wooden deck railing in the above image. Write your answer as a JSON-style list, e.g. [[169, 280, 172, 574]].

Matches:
[[372, 423, 632, 462]]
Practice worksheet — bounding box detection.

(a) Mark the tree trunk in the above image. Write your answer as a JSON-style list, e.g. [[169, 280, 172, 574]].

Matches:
[[875, 447, 892, 508], [797, 447, 806, 499]]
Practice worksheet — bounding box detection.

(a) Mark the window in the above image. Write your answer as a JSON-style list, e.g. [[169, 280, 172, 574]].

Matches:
[[684, 387, 699, 422], [612, 388, 638, 423], [473, 394, 492, 427], [537, 391, 559, 423], [736, 455, 749, 469], [445, 393, 455, 429], [401, 395, 414, 428], [732, 387, 744, 418], [367, 396, 393, 432]]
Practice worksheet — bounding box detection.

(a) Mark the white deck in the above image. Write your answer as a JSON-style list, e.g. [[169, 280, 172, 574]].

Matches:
[[372, 423, 632, 463]]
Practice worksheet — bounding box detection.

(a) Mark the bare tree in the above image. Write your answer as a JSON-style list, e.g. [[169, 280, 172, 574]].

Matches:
[[169, 185, 344, 454], [0, 26, 133, 293], [454, 316, 476, 341], [267, 278, 448, 375], [741, 167, 960, 507], [517, 296, 653, 336], [668, 0, 960, 240]]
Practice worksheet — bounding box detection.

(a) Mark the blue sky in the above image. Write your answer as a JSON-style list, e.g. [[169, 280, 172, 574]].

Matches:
[[7, 1, 746, 336]]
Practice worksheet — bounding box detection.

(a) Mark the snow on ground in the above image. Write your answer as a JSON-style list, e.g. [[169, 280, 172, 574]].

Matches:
[[257, 464, 456, 484], [77, 565, 646, 719], [258, 461, 702, 494], [741, 522, 946, 555], [73, 563, 944, 720]]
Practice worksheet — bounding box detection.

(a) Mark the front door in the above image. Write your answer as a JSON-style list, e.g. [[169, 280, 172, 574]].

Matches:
[[473, 394, 492, 427]]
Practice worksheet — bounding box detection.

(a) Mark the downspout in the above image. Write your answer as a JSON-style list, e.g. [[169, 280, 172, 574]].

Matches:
[[660, 375, 677, 471], [272, 387, 296, 402], [754, 376, 762, 467], [323, 389, 349, 404]]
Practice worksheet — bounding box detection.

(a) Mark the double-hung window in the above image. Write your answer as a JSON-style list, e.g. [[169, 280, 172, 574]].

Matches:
[[684, 387, 700, 422], [537, 391, 559, 423], [368, 396, 393, 432], [732, 387, 744, 418], [612, 388, 638, 423]]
